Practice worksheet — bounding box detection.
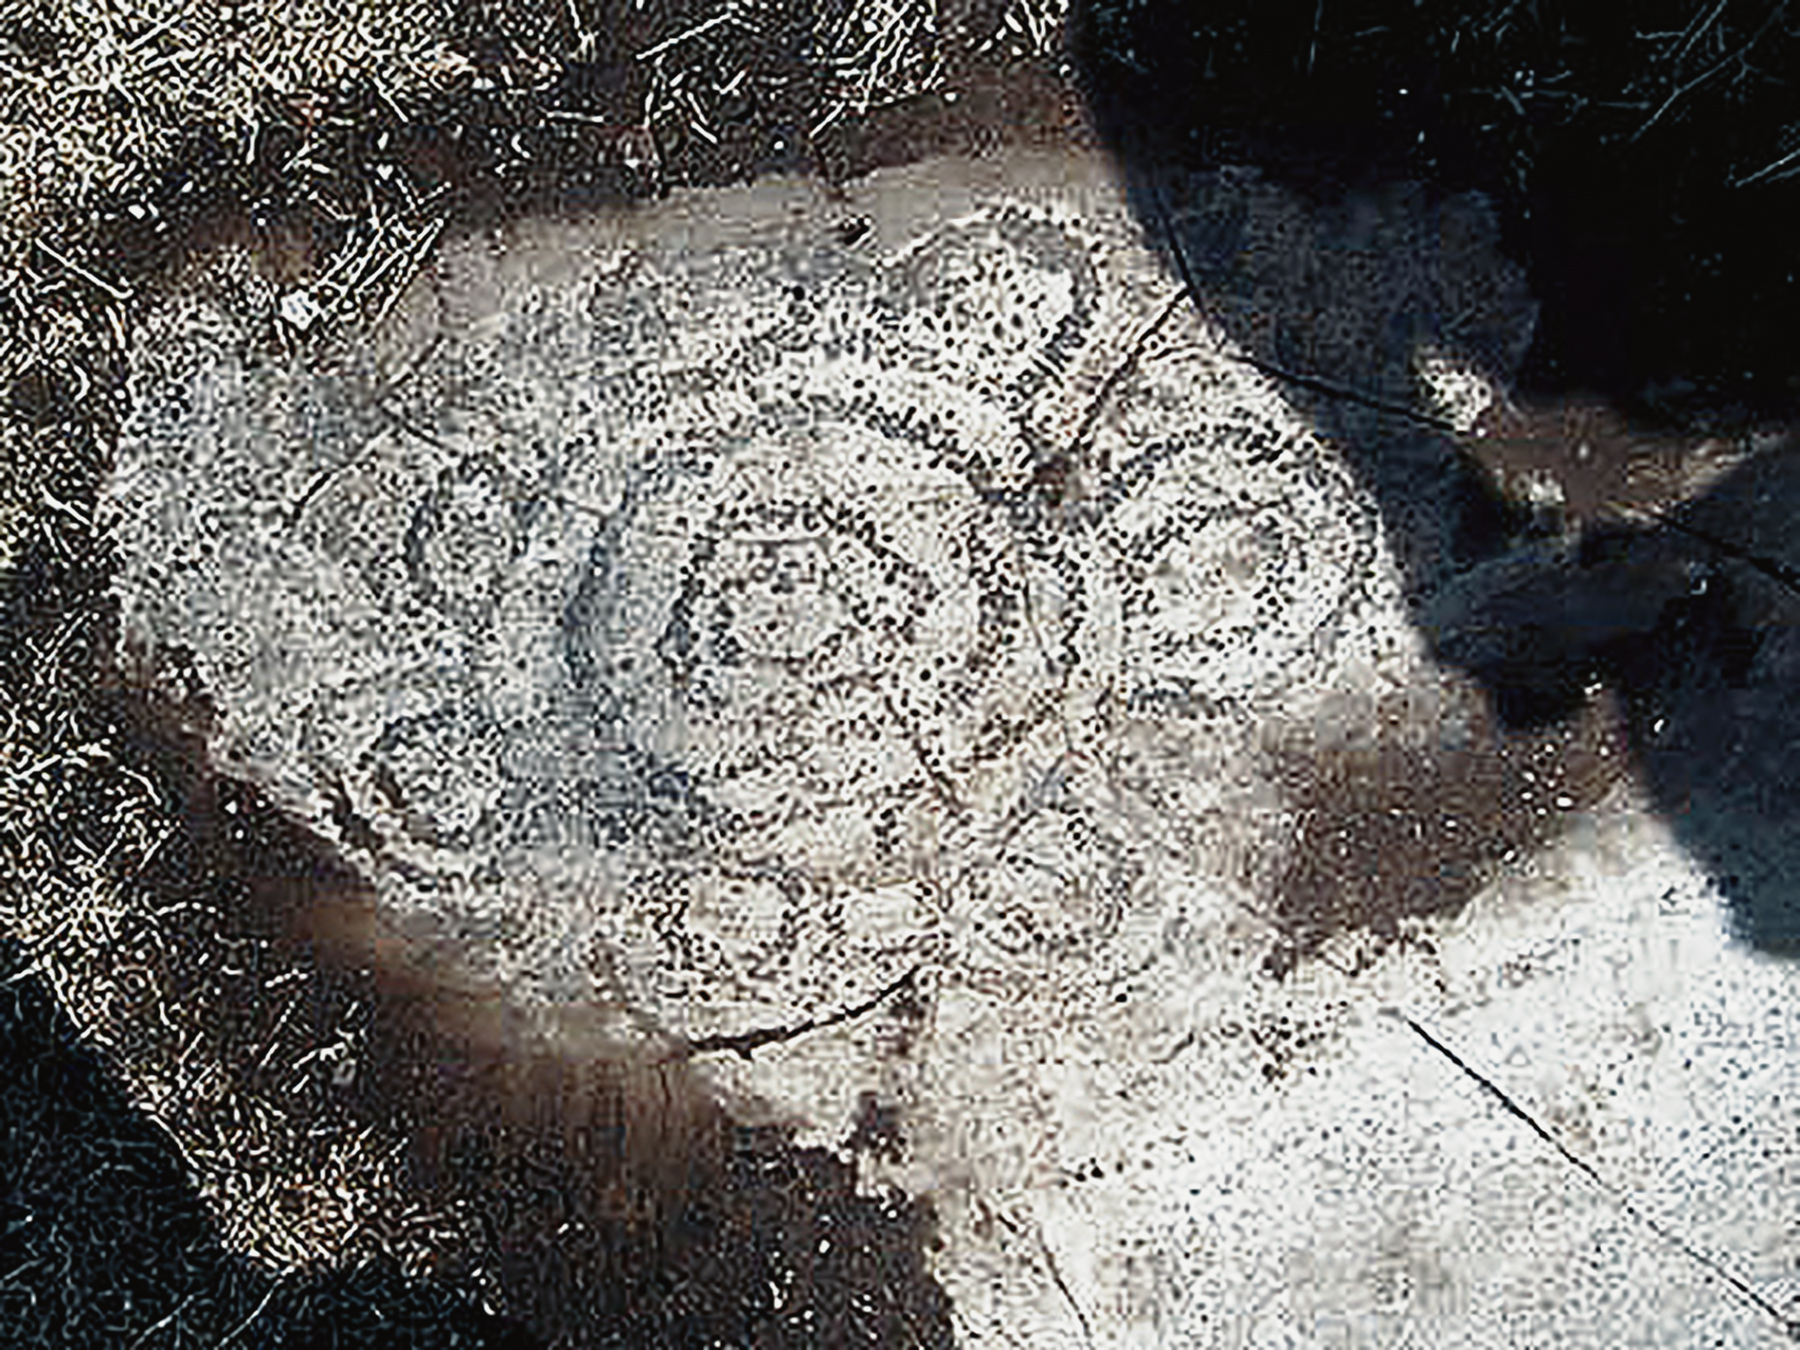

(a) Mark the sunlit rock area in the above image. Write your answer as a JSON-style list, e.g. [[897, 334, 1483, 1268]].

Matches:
[[92, 66, 1800, 1350]]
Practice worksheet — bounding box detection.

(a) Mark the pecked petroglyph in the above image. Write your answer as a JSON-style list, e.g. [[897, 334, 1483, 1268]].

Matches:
[[102, 138, 1800, 1346], [109, 145, 1413, 1044]]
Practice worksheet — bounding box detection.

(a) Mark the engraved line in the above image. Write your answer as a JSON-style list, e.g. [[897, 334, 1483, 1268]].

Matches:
[[684, 964, 920, 1061], [1388, 1007, 1800, 1340]]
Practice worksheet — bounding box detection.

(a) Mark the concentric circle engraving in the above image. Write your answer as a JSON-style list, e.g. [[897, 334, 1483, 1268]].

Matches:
[[107, 166, 1382, 1043]]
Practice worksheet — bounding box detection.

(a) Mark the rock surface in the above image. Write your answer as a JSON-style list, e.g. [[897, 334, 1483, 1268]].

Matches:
[[105, 142, 1800, 1345]]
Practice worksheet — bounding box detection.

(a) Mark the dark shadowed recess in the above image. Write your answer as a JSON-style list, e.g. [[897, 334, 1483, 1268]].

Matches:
[[0, 518, 955, 1346], [1071, 0, 1800, 954]]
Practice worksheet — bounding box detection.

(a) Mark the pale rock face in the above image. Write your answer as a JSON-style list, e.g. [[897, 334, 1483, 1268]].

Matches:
[[106, 144, 1800, 1346], [110, 147, 1401, 1044]]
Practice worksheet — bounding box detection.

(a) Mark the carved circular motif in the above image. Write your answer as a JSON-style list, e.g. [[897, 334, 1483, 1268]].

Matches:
[[108, 176, 1381, 1040]]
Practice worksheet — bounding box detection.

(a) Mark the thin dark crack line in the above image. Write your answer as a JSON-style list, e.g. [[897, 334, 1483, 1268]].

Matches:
[[1142, 86, 1795, 1340], [1038, 1230, 1095, 1349], [1228, 350, 1460, 433], [1151, 175, 1800, 627], [1388, 1007, 1800, 1340], [1065, 289, 1190, 471], [990, 1204, 1095, 1348], [1616, 503, 1800, 601], [685, 964, 919, 1061], [1146, 176, 1459, 435]]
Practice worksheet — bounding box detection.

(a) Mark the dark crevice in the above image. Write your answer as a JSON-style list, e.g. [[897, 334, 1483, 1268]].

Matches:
[[687, 967, 922, 1062]]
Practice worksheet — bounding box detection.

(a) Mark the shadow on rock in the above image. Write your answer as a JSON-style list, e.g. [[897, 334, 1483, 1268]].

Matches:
[[1070, 0, 1800, 955], [1069, 0, 1800, 427], [1430, 440, 1800, 953]]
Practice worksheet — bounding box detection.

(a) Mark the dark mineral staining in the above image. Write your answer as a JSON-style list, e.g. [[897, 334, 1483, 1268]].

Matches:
[[1265, 683, 1631, 974]]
